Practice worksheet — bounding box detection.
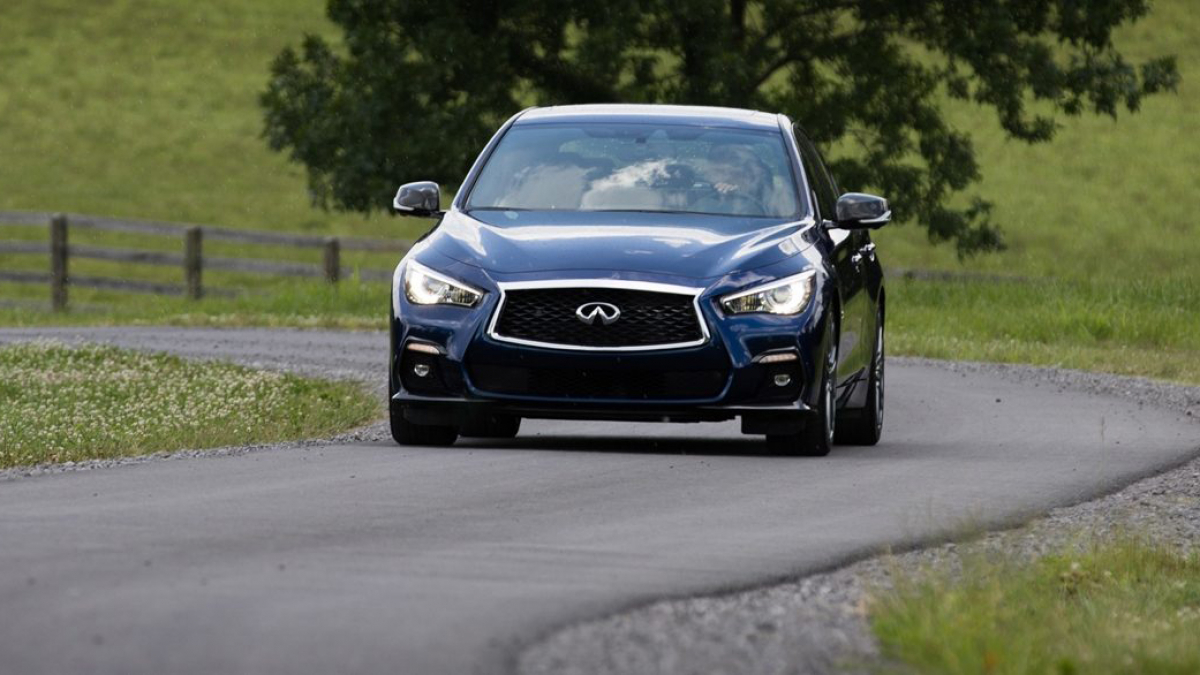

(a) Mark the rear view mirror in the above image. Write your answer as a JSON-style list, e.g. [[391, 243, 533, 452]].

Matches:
[[833, 193, 890, 229], [393, 181, 442, 217]]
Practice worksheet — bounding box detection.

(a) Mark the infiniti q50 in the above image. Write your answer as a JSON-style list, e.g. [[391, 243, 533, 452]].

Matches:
[[389, 104, 889, 456]]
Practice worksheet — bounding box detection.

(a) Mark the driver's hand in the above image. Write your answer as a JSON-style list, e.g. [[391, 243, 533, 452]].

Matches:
[[715, 182, 739, 194]]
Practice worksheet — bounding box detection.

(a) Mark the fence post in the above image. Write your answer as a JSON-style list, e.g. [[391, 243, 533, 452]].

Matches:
[[323, 237, 340, 284], [50, 213, 68, 311], [184, 227, 203, 299]]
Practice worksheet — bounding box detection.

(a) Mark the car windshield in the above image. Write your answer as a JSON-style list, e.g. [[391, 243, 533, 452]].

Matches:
[[465, 123, 805, 219]]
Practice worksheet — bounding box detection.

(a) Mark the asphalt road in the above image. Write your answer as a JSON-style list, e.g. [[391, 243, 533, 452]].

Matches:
[[0, 328, 1196, 675]]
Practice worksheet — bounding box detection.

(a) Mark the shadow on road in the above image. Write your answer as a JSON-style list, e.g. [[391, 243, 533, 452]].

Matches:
[[454, 433, 824, 458]]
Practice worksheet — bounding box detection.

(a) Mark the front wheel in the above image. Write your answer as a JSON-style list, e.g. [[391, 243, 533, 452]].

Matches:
[[389, 401, 459, 446], [835, 309, 884, 446], [767, 328, 837, 457]]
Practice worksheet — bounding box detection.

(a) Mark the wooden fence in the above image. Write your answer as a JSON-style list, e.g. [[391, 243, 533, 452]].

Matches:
[[0, 211, 412, 310]]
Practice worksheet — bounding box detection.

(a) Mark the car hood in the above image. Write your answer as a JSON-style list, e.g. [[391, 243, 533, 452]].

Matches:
[[425, 210, 816, 280]]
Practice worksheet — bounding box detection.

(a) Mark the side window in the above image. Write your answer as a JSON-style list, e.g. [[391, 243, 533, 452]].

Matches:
[[793, 128, 838, 221]]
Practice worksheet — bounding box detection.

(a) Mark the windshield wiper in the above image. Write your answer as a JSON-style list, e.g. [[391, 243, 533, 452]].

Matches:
[[584, 208, 779, 218], [465, 206, 784, 219]]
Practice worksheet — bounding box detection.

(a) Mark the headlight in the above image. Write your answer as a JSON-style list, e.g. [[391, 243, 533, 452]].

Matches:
[[721, 269, 817, 315], [403, 261, 483, 307]]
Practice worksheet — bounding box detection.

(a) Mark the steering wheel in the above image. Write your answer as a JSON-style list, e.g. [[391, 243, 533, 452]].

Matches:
[[691, 183, 769, 216]]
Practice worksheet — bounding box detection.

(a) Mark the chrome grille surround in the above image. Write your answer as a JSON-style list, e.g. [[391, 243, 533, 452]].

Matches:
[[486, 279, 711, 352]]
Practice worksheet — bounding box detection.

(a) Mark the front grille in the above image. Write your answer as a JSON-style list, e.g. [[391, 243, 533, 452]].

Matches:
[[469, 364, 727, 400], [493, 287, 704, 349]]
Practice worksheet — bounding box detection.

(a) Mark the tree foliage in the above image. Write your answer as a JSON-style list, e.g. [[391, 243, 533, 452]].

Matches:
[[262, 0, 1178, 254]]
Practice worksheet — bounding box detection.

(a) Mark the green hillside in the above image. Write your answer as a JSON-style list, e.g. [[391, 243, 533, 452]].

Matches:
[[872, 0, 1200, 282], [0, 0, 402, 239]]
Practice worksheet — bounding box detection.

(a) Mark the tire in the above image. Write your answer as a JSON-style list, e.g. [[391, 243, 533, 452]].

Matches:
[[389, 400, 459, 446], [835, 309, 884, 446], [388, 344, 459, 446], [767, 326, 837, 457], [459, 414, 521, 439]]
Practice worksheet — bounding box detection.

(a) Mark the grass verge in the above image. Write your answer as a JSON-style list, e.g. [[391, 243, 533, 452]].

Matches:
[[871, 538, 1200, 674], [889, 276, 1200, 385], [0, 342, 379, 469]]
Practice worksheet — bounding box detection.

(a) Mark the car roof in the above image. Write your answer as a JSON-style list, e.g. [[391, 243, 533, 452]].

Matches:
[[514, 104, 783, 131]]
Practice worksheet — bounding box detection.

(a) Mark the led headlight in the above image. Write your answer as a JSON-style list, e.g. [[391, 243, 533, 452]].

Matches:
[[721, 269, 816, 315], [403, 261, 483, 307]]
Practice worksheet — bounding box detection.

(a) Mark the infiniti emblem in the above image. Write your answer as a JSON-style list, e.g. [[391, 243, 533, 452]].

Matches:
[[575, 302, 621, 326]]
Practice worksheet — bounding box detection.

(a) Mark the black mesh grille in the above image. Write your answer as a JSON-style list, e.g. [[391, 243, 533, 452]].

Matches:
[[470, 364, 727, 400], [494, 288, 704, 348]]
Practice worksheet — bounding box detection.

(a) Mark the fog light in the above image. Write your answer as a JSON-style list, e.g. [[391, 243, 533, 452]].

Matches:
[[773, 373, 792, 387], [412, 363, 432, 378]]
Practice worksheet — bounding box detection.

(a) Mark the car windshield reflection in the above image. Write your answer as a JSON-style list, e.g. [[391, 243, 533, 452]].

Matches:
[[466, 124, 804, 219]]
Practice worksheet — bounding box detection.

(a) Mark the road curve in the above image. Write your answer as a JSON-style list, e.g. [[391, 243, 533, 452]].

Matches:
[[0, 327, 1196, 675]]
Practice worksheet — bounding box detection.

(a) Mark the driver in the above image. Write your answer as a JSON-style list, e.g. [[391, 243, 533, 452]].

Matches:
[[703, 144, 771, 211]]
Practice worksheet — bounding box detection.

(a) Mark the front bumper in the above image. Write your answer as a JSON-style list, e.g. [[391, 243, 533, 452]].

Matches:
[[390, 260, 833, 434], [394, 335, 814, 434], [392, 335, 828, 437]]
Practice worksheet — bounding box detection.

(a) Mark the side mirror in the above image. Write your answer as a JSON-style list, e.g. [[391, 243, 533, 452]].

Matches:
[[393, 181, 442, 217], [833, 192, 890, 229]]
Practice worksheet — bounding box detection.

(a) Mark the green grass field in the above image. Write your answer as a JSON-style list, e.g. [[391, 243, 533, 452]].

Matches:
[[0, 342, 378, 468], [0, 0, 1197, 383]]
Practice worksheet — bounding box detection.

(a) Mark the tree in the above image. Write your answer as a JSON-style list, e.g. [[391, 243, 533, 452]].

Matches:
[[261, 0, 1178, 254]]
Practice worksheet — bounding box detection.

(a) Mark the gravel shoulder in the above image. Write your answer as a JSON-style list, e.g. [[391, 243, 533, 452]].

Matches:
[[518, 358, 1200, 675], [0, 326, 387, 385]]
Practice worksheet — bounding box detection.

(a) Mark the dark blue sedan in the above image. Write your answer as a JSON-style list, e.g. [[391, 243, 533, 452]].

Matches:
[[389, 105, 889, 456]]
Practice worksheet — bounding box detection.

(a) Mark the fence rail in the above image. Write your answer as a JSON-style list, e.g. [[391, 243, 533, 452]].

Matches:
[[0, 211, 410, 310]]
